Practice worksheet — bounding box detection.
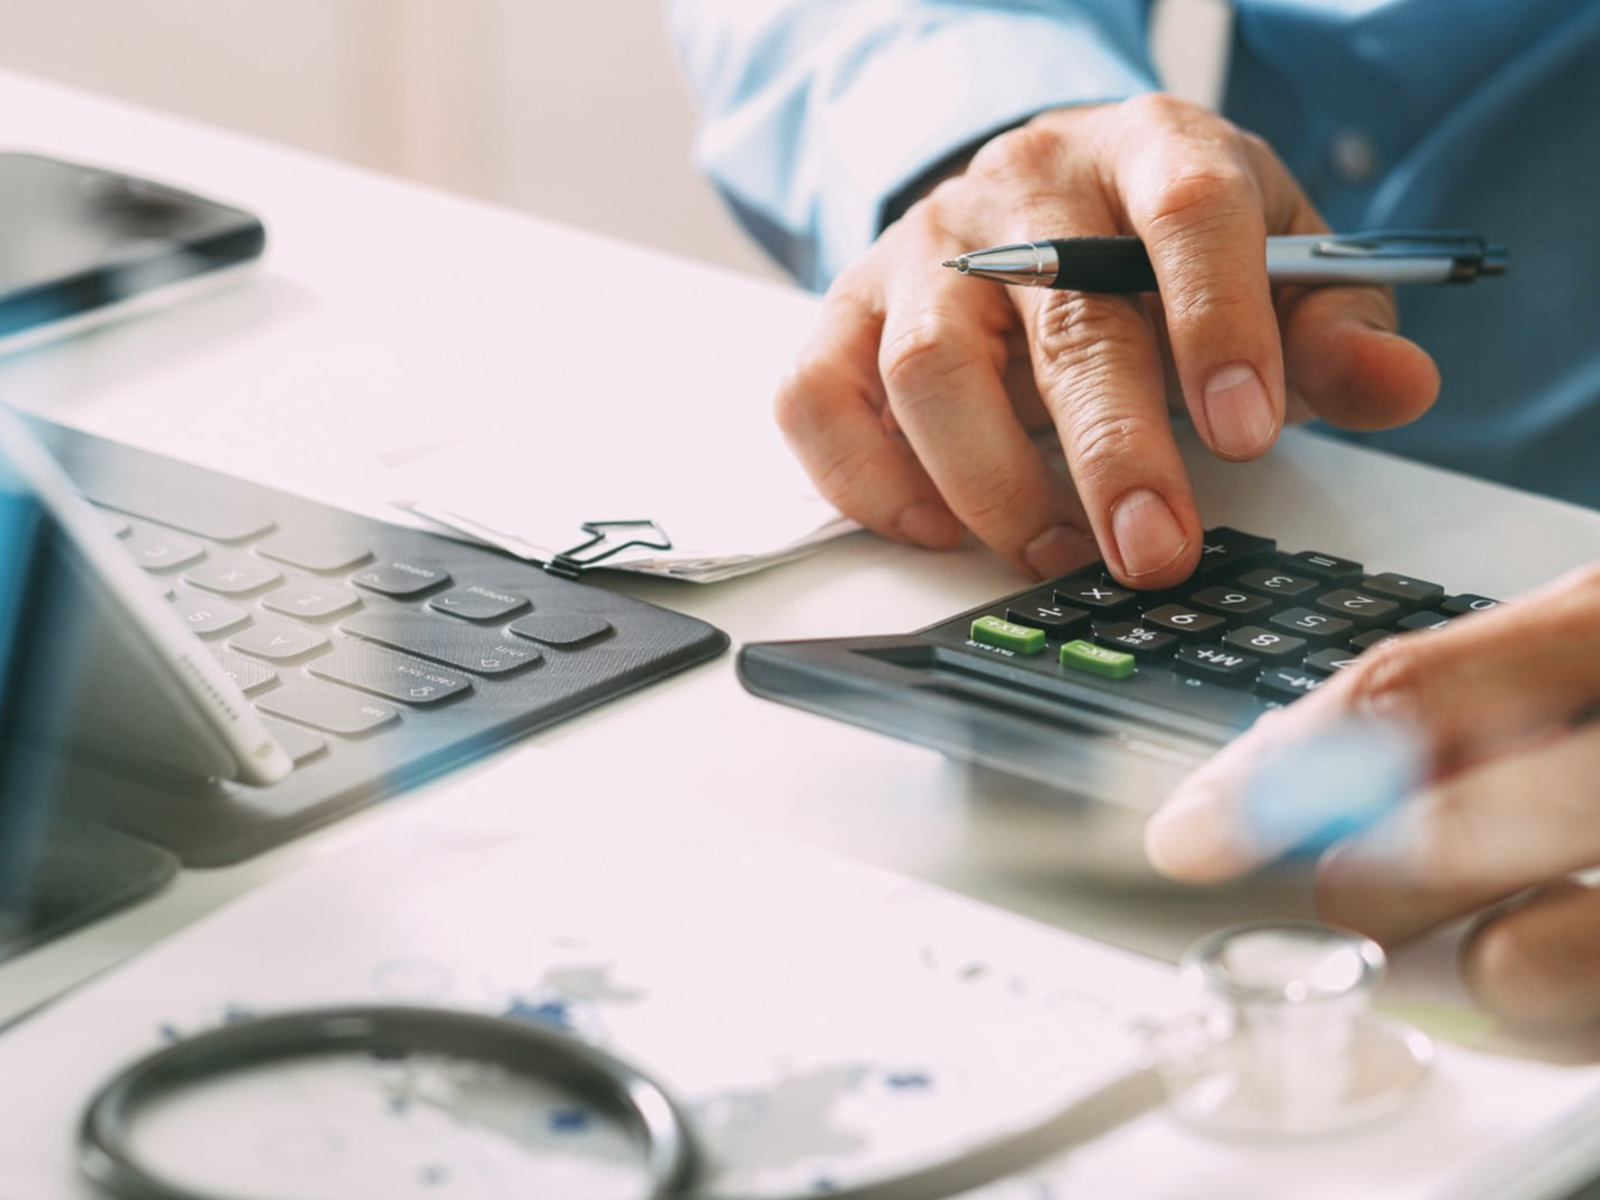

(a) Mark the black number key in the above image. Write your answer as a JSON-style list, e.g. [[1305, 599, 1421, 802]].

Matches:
[[1222, 625, 1307, 662], [1235, 568, 1319, 601], [1189, 585, 1274, 621], [1283, 550, 1363, 586], [1442, 594, 1502, 615], [1314, 588, 1400, 629], [1003, 593, 1091, 641], [1269, 607, 1354, 646], [1093, 621, 1178, 662], [1174, 644, 1260, 686], [1142, 604, 1226, 641]]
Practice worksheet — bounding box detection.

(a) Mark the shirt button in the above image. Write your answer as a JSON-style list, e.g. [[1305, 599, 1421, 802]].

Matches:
[[1330, 128, 1379, 184]]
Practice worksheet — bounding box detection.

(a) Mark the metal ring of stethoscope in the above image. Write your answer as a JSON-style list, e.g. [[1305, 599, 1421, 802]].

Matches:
[[78, 1004, 701, 1200]]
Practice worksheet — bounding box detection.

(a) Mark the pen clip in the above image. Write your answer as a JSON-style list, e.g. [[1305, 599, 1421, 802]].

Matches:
[[1313, 230, 1508, 279]]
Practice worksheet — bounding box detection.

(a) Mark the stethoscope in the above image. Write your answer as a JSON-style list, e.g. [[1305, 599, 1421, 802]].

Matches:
[[78, 921, 1434, 1200]]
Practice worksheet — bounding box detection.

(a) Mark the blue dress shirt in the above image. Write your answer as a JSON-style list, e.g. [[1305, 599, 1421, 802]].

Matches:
[[671, 0, 1600, 510]]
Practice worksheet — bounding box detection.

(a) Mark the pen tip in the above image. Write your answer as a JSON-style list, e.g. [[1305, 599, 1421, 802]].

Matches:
[[942, 258, 968, 273]]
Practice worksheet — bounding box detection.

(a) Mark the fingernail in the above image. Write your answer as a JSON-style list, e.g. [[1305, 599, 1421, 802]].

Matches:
[[1203, 363, 1276, 457], [897, 502, 961, 548], [1024, 523, 1096, 579], [1109, 489, 1187, 580], [1144, 784, 1233, 879]]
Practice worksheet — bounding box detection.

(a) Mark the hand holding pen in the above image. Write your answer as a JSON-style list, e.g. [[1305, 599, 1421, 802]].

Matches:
[[774, 97, 1461, 586], [944, 231, 1506, 290]]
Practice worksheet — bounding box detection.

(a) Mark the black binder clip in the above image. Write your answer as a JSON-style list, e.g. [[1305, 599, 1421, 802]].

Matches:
[[544, 519, 673, 579]]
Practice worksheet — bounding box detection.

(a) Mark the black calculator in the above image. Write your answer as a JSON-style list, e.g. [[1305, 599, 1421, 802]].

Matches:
[[737, 528, 1501, 808]]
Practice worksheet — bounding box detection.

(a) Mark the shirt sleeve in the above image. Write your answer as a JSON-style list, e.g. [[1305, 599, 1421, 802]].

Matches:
[[668, 0, 1160, 290]]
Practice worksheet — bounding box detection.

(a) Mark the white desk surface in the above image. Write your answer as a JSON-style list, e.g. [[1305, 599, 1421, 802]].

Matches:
[[5, 69, 1600, 1193]]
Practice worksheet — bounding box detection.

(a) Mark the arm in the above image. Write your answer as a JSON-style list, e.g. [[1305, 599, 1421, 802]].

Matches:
[[667, 0, 1160, 289]]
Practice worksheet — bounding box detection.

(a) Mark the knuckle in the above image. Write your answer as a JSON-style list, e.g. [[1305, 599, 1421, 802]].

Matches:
[[1234, 128, 1289, 188], [1120, 91, 1208, 132], [810, 444, 886, 516], [1163, 283, 1261, 343], [968, 124, 1065, 186], [1347, 637, 1432, 713], [1236, 128, 1274, 162], [1031, 294, 1149, 395], [822, 261, 875, 308], [1064, 410, 1155, 489], [952, 461, 1034, 533], [902, 185, 958, 239], [879, 314, 977, 399], [1140, 162, 1257, 237]]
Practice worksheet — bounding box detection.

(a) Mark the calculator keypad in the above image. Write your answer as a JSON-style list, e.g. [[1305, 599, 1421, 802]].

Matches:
[[946, 526, 1500, 721]]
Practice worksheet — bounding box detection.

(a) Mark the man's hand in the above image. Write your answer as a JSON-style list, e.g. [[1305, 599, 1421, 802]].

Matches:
[[1146, 568, 1600, 1030], [779, 96, 1439, 584]]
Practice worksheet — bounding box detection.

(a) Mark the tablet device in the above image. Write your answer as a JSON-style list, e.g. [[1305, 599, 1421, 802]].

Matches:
[[0, 404, 292, 787], [0, 152, 265, 356]]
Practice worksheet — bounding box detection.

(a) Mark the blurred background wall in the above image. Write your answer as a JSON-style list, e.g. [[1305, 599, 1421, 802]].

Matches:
[[0, 0, 1228, 284]]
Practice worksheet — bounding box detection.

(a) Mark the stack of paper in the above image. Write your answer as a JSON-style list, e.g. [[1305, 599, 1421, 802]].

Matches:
[[387, 392, 858, 583]]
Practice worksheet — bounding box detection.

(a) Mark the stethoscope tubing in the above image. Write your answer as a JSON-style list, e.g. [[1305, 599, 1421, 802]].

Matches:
[[79, 1004, 700, 1200], [78, 1002, 1170, 1200]]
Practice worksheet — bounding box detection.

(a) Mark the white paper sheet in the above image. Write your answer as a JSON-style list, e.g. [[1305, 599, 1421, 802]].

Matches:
[[388, 394, 859, 582]]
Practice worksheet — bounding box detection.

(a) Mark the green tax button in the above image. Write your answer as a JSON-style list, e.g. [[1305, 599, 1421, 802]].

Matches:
[[970, 615, 1047, 655], [1060, 638, 1136, 680]]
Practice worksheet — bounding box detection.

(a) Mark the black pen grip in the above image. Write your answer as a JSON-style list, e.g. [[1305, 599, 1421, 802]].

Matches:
[[1047, 236, 1160, 293]]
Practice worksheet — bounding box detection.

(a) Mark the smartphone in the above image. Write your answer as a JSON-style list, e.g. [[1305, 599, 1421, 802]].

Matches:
[[0, 403, 292, 787], [0, 152, 265, 356]]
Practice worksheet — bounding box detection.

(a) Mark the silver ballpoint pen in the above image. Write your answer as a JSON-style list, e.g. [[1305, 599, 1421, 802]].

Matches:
[[942, 231, 1508, 291]]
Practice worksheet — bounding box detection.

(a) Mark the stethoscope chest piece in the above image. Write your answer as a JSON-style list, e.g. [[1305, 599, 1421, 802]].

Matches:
[[1156, 921, 1433, 1137]]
